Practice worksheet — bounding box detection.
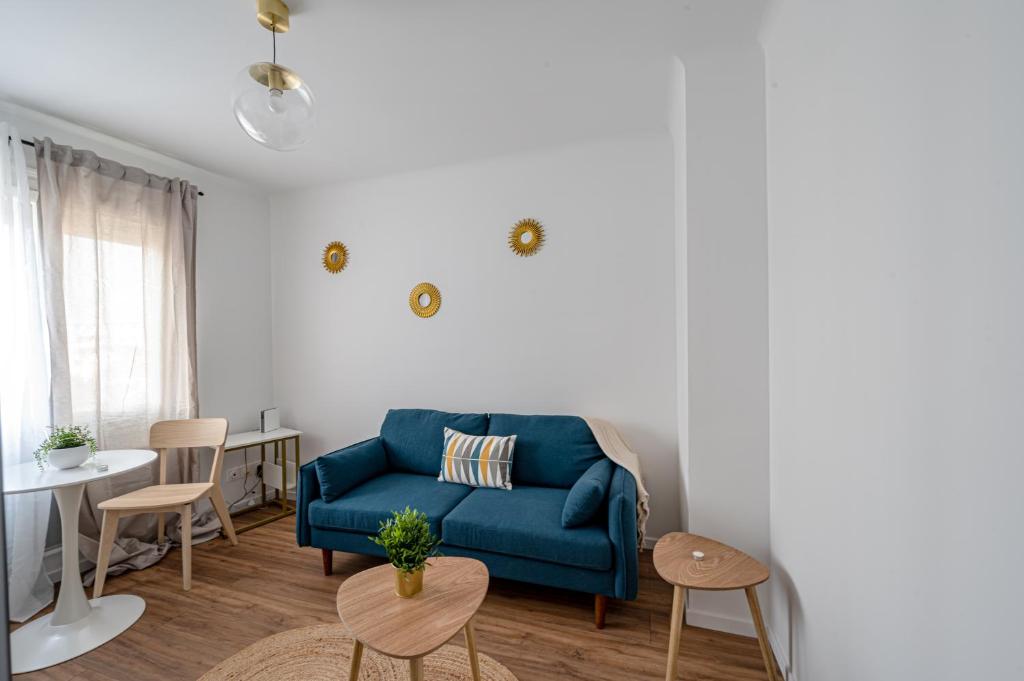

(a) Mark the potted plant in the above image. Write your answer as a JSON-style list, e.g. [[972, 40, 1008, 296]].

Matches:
[[34, 425, 98, 470], [369, 506, 441, 598]]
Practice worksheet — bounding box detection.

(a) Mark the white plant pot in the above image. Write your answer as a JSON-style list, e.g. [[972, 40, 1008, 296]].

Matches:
[[48, 445, 90, 470]]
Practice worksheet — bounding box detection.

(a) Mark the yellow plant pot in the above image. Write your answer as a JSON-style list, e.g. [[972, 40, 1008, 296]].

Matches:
[[394, 567, 424, 598]]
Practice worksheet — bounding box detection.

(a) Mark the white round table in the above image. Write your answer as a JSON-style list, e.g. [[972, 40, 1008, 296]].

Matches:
[[4, 449, 156, 673]]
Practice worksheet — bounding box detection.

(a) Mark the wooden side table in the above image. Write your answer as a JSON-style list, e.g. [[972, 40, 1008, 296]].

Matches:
[[336, 557, 489, 681], [224, 427, 301, 533], [654, 533, 780, 681]]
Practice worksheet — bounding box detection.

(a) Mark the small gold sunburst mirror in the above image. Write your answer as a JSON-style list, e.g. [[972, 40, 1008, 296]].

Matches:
[[322, 241, 348, 273], [508, 218, 545, 256], [409, 282, 441, 318]]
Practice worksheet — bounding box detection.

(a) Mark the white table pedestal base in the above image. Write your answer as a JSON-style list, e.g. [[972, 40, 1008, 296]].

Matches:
[[3, 451, 157, 674], [10, 594, 146, 673]]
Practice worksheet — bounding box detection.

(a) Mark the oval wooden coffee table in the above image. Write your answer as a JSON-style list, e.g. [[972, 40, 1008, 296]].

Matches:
[[337, 557, 489, 681], [654, 533, 780, 681]]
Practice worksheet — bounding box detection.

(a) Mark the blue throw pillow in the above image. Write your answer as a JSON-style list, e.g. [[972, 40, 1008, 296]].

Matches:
[[315, 438, 387, 502], [561, 458, 615, 528]]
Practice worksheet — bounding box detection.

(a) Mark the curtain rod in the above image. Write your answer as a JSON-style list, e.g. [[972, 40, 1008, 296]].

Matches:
[[8, 136, 205, 196]]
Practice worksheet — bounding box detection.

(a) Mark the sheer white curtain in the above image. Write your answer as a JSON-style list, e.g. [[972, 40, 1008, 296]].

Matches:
[[0, 123, 54, 621], [34, 138, 213, 584]]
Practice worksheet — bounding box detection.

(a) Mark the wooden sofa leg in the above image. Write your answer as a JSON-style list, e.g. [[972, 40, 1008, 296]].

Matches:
[[595, 594, 608, 629], [322, 549, 333, 576]]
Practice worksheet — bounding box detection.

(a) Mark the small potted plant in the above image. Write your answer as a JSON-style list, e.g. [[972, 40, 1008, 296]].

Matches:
[[370, 506, 441, 598], [34, 425, 97, 470]]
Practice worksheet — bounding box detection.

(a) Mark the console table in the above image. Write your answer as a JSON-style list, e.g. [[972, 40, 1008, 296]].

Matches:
[[225, 427, 302, 533]]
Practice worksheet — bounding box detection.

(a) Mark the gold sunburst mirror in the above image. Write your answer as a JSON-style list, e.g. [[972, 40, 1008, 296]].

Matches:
[[409, 282, 441, 318], [508, 218, 545, 256], [322, 241, 348, 273]]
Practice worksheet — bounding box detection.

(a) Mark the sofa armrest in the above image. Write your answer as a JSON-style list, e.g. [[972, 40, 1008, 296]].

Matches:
[[607, 465, 639, 600], [297, 458, 321, 547], [296, 437, 385, 546]]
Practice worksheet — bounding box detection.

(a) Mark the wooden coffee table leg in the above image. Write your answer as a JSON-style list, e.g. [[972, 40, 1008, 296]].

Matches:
[[464, 618, 482, 681], [349, 640, 363, 681], [664, 585, 686, 680], [744, 586, 780, 681], [409, 657, 424, 681]]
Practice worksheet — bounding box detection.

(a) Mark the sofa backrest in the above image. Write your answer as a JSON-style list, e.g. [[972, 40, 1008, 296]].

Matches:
[[380, 409, 489, 476], [487, 413, 606, 488]]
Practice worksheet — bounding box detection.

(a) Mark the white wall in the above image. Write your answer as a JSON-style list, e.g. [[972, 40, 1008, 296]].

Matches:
[[669, 57, 689, 533], [668, 44, 771, 634], [269, 133, 683, 537], [763, 2, 1024, 679], [0, 101, 274, 506]]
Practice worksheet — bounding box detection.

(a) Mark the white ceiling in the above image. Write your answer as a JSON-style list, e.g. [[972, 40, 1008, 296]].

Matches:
[[0, 1, 763, 190]]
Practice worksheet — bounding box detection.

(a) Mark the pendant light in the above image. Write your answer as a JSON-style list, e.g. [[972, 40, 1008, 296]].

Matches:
[[232, 0, 315, 151]]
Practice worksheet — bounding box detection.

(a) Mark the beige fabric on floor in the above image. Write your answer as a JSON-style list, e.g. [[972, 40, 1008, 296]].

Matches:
[[583, 417, 651, 548], [199, 623, 518, 681]]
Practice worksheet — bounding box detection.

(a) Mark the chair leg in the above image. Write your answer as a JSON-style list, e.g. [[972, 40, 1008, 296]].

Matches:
[[181, 504, 192, 591], [93, 510, 119, 598], [595, 594, 608, 629], [322, 549, 333, 576], [209, 488, 238, 546], [157, 512, 165, 545]]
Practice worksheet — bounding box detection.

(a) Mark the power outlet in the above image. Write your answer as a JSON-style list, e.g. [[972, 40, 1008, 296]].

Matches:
[[226, 462, 261, 482]]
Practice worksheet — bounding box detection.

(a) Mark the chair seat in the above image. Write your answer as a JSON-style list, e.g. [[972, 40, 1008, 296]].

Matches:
[[98, 482, 214, 511]]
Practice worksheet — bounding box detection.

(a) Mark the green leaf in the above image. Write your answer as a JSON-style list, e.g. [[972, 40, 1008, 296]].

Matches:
[[34, 425, 98, 470], [366, 506, 442, 572]]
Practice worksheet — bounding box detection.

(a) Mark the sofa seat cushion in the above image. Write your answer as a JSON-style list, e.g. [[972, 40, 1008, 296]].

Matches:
[[442, 486, 612, 571], [309, 472, 472, 537]]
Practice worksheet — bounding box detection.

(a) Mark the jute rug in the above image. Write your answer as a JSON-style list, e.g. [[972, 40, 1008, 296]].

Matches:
[[199, 623, 518, 681]]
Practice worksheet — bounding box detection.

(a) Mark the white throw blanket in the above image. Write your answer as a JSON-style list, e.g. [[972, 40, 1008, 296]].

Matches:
[[583, 417, 651, 548]]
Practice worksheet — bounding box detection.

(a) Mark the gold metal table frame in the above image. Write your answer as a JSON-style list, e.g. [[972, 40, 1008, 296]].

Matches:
[[225, 428, 302, 534]]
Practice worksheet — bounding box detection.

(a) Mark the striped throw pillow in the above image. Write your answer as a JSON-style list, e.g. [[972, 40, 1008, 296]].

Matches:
[[438, 427, 516, 490]]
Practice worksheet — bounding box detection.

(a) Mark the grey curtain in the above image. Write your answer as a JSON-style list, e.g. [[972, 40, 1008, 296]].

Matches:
[[34, 138, 219, 584]]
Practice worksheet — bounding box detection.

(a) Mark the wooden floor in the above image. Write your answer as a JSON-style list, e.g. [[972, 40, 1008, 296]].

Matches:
[[14, 510, 775, 680]]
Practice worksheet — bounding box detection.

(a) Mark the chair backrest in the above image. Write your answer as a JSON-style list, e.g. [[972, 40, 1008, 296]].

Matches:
[[149, 418, 229, 485]]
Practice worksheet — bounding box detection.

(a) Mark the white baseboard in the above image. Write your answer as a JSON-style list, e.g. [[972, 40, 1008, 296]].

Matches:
[[688, 608, 794, 680], [767, 624, 795, 681], [685, 608, 756, 637]]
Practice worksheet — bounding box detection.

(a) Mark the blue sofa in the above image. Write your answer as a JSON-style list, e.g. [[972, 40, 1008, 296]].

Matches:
[[296, 409, 639, 627]]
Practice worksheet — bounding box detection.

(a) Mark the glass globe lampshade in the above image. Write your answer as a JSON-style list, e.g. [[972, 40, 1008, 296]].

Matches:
[[232, 62, 315, 151]]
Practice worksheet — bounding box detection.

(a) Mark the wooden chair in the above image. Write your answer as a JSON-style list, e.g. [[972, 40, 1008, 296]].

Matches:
[[93, 418, 238, 596]]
